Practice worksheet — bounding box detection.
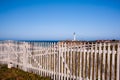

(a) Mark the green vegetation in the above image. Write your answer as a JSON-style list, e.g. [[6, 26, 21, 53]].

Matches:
[[0, 64, 51, 80]]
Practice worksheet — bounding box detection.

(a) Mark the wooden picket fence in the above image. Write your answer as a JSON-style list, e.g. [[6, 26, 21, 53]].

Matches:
[[0, 40, 120, 80]]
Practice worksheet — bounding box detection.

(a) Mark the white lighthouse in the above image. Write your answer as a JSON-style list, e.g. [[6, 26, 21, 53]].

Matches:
[[73, 32, 76, 41]]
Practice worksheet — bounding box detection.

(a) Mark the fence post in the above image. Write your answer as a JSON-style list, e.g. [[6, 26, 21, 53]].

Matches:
[[7, 42, 13, 68], [23, 42, 28, 71], [58, 42, 61, 80], [117, 42, 120, 80], [70, 42, 73, 80], [90, 42, 93, 80]]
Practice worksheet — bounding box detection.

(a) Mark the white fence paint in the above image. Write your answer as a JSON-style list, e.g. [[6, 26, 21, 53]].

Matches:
[[0, 40, 120, 80]]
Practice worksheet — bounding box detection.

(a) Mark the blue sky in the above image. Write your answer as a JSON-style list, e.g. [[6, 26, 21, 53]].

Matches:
[[0, 0, 120, 40]]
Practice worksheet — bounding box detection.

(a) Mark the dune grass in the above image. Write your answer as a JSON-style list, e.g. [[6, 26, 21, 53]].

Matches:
[[0, 64, 51, 80]]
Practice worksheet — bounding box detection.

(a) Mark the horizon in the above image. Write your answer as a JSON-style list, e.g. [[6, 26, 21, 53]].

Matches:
[[0, 0, 120, 40], [0, 39, 120, 41]]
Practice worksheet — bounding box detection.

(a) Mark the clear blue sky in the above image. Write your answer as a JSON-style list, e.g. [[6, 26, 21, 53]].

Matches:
[[0, 0, 120, 40]]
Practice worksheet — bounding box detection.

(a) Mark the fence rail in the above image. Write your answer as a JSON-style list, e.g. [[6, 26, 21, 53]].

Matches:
[[0, 41, 120, 80]]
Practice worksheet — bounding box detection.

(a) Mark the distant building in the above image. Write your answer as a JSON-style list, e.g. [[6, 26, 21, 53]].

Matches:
[[96, 40, 120, 43], [73, 32, 76, 41]]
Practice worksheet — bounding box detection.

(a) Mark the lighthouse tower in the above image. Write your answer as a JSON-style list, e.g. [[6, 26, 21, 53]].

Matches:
[[73, 32, 76, 41]]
